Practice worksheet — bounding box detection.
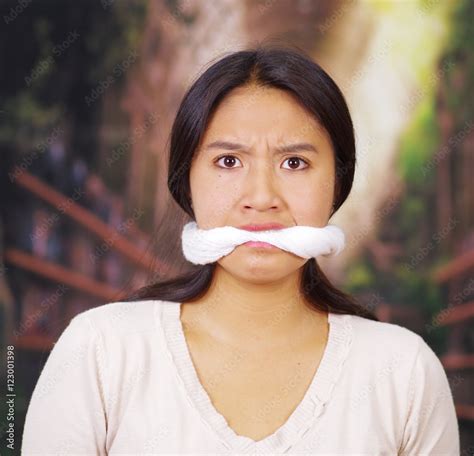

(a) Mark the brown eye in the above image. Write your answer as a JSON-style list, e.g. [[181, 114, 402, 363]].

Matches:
[[282, 157, 309, 170], [215, 155, 242, 168]]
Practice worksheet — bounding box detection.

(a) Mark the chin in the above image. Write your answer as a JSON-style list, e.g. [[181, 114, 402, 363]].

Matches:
[[219, 252, 302, 282], [232, 269, 287, 285]]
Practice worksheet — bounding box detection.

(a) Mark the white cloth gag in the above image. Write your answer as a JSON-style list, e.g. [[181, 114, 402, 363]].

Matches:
[[181, 221, 345, 265]]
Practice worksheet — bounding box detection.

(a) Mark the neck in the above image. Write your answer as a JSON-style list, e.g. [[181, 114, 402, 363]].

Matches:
[[181, 264, 328, 351]]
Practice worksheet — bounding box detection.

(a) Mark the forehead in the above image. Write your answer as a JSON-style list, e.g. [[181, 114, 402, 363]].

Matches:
[[202, 85, 326, 141]]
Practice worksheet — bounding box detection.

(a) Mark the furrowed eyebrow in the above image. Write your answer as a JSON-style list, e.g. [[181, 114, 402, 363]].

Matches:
[[204, 140, 319, 155], [276, 142, 318, 154]]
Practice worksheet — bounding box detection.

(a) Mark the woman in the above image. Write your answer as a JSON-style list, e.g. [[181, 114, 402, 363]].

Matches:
[[22, 45, 460, 455]]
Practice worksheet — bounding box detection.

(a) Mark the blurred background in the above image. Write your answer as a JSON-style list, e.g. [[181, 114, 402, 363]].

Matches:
[[0, 0, 473, 452]]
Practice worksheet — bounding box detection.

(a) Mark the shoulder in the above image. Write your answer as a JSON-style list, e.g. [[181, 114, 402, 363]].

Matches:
[[70, 299, 177, 338], [336, 314, 460, 454], [336, 314, 455, 417], [346, 313, 423, 356], [335, 313, 437, 388], [342, 313, 452, 391]]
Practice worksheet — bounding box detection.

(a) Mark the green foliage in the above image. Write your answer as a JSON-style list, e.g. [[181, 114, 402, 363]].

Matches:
[[397, 196, 426, 234], [444, 0, 474, 54], [347, 0, 471, 354], [397, 96, 440, 184], [83, 2, 147, 83], [0, 93, 63, 147], [0, 1, 147, 154], [394, 265, 441, 313], [346, 260, 375, 293]]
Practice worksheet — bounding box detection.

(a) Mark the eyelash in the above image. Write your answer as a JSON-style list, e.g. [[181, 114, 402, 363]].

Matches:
[[214, 154, 310, 170]]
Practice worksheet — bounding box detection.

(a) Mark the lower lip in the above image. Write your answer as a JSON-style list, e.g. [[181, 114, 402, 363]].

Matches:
[[243, 241, 277, 249]]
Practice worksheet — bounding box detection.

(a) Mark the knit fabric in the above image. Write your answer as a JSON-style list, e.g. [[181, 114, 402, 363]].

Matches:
[[21, 299, 460, 455]]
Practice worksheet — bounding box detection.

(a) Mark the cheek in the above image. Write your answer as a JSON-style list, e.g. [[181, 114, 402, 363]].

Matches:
[[191, 163, 242, 227], [287, 179, 334, 226], [193, 181, 240, 228], [195, 194, 234, 228]]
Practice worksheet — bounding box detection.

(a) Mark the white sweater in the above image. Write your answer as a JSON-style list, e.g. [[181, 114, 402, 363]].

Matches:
[[21, 299, 460, 455]]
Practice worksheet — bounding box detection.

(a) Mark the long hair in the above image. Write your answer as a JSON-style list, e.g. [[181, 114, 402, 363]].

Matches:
[[124, 44, 378, 321]]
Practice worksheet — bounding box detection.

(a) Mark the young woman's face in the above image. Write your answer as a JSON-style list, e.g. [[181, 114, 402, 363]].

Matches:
[[189, 84, 336, 283]]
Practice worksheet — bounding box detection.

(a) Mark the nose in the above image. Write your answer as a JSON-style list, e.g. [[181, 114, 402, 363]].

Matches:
[[242, 158, 282, 211]]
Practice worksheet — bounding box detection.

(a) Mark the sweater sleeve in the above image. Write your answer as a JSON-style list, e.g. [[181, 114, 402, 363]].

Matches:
[[21, 313, 108, 455], [398, 335, 460, 456]]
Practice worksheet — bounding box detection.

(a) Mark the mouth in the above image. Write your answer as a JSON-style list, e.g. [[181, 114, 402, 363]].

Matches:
[[242, 241, 278, 249], [238, 222, 287, 231]]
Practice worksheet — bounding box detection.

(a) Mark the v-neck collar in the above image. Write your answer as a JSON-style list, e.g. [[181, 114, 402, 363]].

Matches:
[[157, 300, 353, 453]]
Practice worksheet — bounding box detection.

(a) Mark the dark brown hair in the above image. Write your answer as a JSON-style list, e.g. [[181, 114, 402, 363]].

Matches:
[[124, 44, 378, 321]]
